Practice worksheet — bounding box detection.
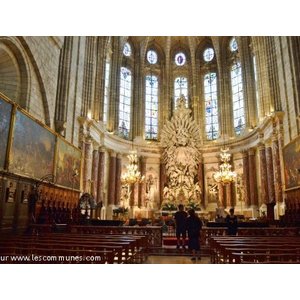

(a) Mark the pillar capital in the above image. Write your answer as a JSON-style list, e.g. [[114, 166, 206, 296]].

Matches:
[[108, 150, 116, 157], [241, 150, 249, 158], [98, 146, 106, 153], [258, 143, 265, 151], [248, 148, 256, 156]]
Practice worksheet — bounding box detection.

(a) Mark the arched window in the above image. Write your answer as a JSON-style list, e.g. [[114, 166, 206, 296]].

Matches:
[[174, 77, 188, 108], [103, 60, 110, 123], [204, 72, 219, 140], [230, 37, 238, 52], [231, 61, 245, 135], [123, 42, 132, 57], [119, 67, 132, 138], [147, 50, 158, 64], [145, 75, 159, 140], [203, 48, 215, 62], [175, 52, 186, 66]]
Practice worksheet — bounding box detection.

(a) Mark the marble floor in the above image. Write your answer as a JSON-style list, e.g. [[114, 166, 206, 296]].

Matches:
[[144, 255, 211, 264]]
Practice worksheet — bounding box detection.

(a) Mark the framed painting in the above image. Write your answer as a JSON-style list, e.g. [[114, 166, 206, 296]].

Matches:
[[0, 97, 13, 170], [55, 137, 81, 190], [9, 110, 56, 180], [283, 135, 300, 190]]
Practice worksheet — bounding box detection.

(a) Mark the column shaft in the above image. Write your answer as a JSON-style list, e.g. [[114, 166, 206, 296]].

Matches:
[[83, 139, 93, 193], [197, 161, 205, 208], [259, 145, 269, 204], [266, 146, 275, 203], [91, 149, 99, 199], [242, 152, 251, 207], [108, 152, 116, 205], [159, 162, 167, 207], [115, 154, 122, 205], [97, 149, 105, 204], [272, 137, 283, 203], [248, 149, 258, 206]]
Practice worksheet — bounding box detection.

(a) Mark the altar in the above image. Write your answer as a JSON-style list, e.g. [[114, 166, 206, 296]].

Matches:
[[160, 95, 203, 211]]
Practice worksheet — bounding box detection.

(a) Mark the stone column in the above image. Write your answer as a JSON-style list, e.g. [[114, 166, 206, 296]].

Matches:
[[218, 183, 225, 208], [266, 146, 275, 203], [197, 159, 205, 208], [138, 156, 146, 208], [115, 153, 122, 206], [55, 36, 74, 137], [108, 151, 116, 205], [97, 147, 105, 204], [83, 138, 93, 193], [91, 144, 99, 199], [242, 151, 251, 207], [258, 144, 269, 204], [128, 184, 135, 218], [217, 53, 234, 138], [159, 160, 167, 207], [237, 36, 257, 129], [272, 135, 283, 203], [226, 183, 232, 208], [248, 148, 258, 207], [107, 37, 121, 133]]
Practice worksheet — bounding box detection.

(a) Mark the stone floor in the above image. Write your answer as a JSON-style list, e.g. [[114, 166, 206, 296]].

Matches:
[[144, 255, 210, 264]]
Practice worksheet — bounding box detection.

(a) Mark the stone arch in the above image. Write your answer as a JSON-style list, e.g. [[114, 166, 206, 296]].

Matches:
[[0, 37, 29, 108], [17, 37, 51, 127]]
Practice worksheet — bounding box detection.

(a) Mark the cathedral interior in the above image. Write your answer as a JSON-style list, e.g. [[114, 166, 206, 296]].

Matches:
[[1, 36, 300, 265]]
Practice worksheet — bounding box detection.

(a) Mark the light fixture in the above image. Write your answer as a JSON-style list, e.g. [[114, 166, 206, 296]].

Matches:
[[121, 151, 145, 185], [213, 147, 237, 185]]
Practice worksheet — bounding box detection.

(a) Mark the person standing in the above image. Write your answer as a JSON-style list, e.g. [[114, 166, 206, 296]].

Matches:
[[174, 204, 188, 250], [186, 209, 203, 261], [225, 208, 238, 235]]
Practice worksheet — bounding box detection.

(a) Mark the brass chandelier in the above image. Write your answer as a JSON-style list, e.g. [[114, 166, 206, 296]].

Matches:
[[213, 148, 237, 185], [121, 151, 145, 185]]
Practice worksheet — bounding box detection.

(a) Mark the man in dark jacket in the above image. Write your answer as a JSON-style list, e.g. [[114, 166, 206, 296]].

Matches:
[[225, 208, 238, 235], [174, 204, 188, 250]]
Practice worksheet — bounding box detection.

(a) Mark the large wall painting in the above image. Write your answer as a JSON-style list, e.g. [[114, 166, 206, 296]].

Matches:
[[0, 98, 12, 170], [283, 136, 300, 190], [9, 110, 56, 179], [55, 137, 81, 190]]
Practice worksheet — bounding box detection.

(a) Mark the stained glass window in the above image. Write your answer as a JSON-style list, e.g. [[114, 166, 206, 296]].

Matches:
[[204, 72, 219, 140], [103, 61, 110, 123], [203, 48, 215, 62], [231, 61, 245, 135], [147, 50, 158, 64], [123, 42, 131, 57], [253, 55, 260, 116], [174, 77, 188, 108], [230, 37, 238, 52], [175, 52, 186, 66], [119, 67, 132, 138], [145, 75, 159, 140]]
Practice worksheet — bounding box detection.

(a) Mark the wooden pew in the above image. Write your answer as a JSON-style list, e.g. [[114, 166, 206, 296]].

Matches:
[[209, 236, 300, 264]]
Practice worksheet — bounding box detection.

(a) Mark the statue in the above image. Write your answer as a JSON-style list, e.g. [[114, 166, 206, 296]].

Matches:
[[160, 95, 202, 208]]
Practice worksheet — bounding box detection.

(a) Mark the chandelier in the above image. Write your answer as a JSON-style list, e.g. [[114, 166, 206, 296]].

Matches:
[[213, 147, 237, 185], [121, 151, 145, 185]]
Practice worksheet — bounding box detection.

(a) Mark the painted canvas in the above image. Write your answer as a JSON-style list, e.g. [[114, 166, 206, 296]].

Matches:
[[55, 137, 81, 190], [0, 98, 12, 170], [9, 110, 56, 179], [283, 136, 300, 190]]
